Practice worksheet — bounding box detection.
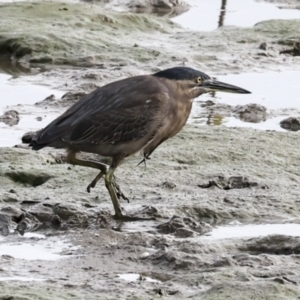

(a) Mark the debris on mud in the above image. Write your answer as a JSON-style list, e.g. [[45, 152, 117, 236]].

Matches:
[[198, 176, 262, 190]]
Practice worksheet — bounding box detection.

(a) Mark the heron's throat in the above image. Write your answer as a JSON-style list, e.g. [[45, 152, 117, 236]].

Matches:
[[190, 86, 207, 99]]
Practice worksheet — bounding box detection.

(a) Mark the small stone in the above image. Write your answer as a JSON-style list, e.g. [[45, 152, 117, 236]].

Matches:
[[280, 117, 300, 131], [22, 130, 40, 144], [259, 42, 267, 50], [161, 181, 176, 189]]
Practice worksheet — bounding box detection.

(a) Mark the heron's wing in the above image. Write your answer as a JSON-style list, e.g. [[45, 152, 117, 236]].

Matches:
[[67, 98, 162, 145], [34, 76, 169, 146]]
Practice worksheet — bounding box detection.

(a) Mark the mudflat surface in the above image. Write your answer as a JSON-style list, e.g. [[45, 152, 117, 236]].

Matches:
[[1, 0, 300, 299]]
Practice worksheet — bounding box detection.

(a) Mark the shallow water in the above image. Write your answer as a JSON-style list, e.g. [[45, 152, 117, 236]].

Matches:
[[118, 273, 160, 283], [205, 71, 300, 110], [1, 70, 299, 147], [173, 0, 300, 31], [190, 71, 300, 131], [0, 73, 64, 147], [0, 235, 78, 260], [0, 276, 46, 282], [204, 223, 300, 240]]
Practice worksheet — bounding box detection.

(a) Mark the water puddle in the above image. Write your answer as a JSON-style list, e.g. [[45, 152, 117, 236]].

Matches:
[[118, 273, 160, 283], [172, 0, 300, 31], [0, 235, 79, 260], [0, 73, 64, 147], [204, 223, 300, 240], [190, 71, 300, 131], [0, 276, 45, 282], [1, 69, 299, 147]]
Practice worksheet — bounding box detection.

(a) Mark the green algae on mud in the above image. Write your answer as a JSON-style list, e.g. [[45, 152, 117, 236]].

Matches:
[[1, 1, 300, 73], [0, 1, 176, 66]]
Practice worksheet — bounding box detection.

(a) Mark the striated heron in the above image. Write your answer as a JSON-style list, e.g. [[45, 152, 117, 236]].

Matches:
[[30, 67, 250, 221]]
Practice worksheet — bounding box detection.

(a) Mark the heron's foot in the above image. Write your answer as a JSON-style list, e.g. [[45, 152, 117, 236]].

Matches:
[[112, 176, 129, 203], [87, 180, 97, 193], [87, 170, 106, 193]]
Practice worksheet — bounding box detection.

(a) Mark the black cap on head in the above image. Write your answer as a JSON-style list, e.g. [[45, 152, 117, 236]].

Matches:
[[153, 67, 210, 81]]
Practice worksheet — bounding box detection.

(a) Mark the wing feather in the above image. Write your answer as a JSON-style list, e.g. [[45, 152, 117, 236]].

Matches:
[[33, 75, 169, 147]]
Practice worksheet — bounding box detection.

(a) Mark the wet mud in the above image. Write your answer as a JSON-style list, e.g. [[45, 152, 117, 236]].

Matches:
[[1, 0, 300, 299]]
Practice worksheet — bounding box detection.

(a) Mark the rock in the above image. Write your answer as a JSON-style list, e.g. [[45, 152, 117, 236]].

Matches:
[[233, 103, 268, 123], [21, 130, 40, 144], [0, 110, 19, 126], [280, 117, 300, 131], [5, 170, 52, 187], [0, 206, 23, 236], [259, 42, 267, 50]]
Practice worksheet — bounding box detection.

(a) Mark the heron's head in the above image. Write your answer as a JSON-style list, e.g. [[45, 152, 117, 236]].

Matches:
[[153, 67, 251, 96]]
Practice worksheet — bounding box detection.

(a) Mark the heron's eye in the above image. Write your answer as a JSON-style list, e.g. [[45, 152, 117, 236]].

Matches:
[[195, 77, 202, 84]]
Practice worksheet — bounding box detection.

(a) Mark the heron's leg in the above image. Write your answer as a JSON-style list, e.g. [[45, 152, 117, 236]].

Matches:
[[112, 177, 129, 203], [67, 151, 108, 192], [105, 167, 123, 219], [66, 151, 108, 173], [88, 172, 129, 202], [105, 157, 154, 221], [66, 151, 128, 201], [87, 171, 105, 193]]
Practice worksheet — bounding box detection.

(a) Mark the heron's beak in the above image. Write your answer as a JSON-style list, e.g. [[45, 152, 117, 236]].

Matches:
[[202, 79, 251, 94]]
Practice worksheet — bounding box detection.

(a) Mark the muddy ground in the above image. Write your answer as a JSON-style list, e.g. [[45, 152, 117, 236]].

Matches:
[[1, 0, 300, 299]]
